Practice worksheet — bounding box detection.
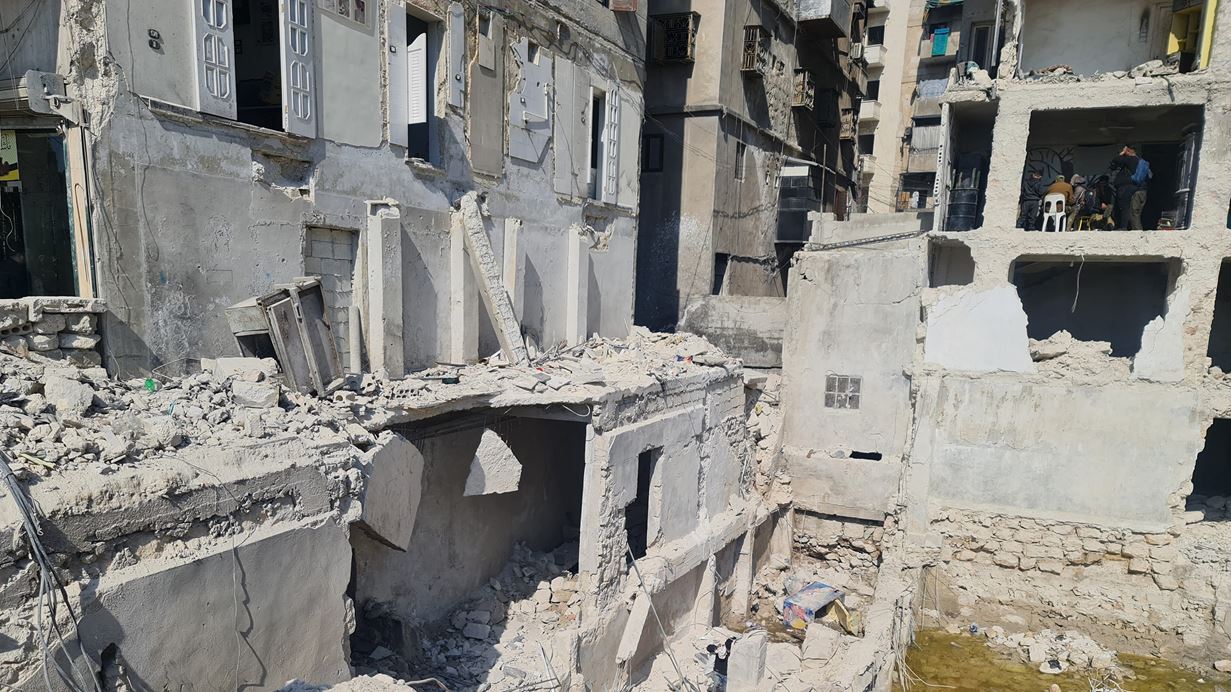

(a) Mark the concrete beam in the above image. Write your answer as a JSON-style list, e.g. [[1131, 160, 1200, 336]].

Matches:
[[448, 211, 479, 364], [566, 224, 589, 347], [456, 193, 529, 365]]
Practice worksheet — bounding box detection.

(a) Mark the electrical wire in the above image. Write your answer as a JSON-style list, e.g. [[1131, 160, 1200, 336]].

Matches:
[[0, 447, 102, 692]]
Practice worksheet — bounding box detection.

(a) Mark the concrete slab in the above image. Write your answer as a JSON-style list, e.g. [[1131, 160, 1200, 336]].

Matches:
[[923, 285, 1035, 374]]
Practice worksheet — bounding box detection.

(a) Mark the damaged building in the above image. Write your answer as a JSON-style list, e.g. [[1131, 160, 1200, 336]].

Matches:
[[4, 0, 1231, 688]]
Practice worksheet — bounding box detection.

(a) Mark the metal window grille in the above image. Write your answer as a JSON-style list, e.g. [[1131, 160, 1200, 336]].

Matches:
[[824, 375, 861, 409]]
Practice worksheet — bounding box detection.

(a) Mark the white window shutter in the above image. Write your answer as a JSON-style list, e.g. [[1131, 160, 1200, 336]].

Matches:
[[387, 7, 409, 148], [191, 0, 237, 119], [602, 83, 620, 205], [618, 91, 642, 207], [408, 32, 428, 126], [280, 0, 317, 137], [446, 3, 466, 108]]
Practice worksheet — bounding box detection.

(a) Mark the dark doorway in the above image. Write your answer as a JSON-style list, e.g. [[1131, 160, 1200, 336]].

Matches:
[[0, 130, 76, 298], [233, 0, 285, 130], [626, 448, 660, 561]]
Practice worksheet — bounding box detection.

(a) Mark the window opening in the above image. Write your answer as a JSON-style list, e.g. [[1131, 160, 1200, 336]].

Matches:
[[867, 25, 884, 45], [858, 133, 875, 154], [232, 0, 285, 129], [0, 130, 76, 298], [643, 134, 664, 173], [406, 14, 439, 162], [734, 141, 747, 181], [588, 90, 607, 199], [322, 0, 368, 26], [626, 448, 660, 560], [866, 79, 880, 101], [712, 253, 730, 295]]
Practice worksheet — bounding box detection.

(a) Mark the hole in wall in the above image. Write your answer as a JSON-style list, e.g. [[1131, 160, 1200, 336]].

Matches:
[[849, 451, 883, 461], [1207, 261, 1231, 373], [1187, 418, 1231, 520], [928, 240, 974, 287], [626, 448, 661, 561], [1011, 257, 1175, 357]]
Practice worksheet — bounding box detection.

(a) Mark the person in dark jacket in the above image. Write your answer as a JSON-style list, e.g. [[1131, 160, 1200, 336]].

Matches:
[[1019, 170, 1046, 231], [1110, 145, 1147, 230]]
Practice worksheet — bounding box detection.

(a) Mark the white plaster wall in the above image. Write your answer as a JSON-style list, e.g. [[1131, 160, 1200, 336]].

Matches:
[[866, 3, 911, 213], [918, 376, 1202, 530], [781, 244, 922, 458], [1020, 0, 1161, 75]]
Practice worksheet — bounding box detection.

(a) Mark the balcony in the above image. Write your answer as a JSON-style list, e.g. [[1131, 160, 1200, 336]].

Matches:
[[919, 29, 960, 61], [864, 43, 886, 68], [797, 0, 853, 38], [859, 154, 877, 179], [859, 99, 881, 123]]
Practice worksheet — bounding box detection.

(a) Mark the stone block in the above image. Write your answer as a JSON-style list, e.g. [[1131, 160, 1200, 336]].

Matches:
[[1154, 574, 1179, 591], [357, 433, 425, 551], [801, 623, 841, 663], [29, 334, 58, 351], [64, 313, 97, 334], [1144, 534, 1172, 545], [0, 335, 28, 356], [232, 381, 281, 408], [1037, 559, 1063, 574], [212, 357, 280, 381], [1018, 557, 1037, 571], [993, 553, 1019, 568], [64, 349, 103, 368], [463, 623, 491, 640], [729, 630, 768, 692], [1122, 542, 1150, 558], [32, 314, 67, 333], [1128, 558, 1151, 574], [59, 333, 101, 350], [44, 375, 93, 418]]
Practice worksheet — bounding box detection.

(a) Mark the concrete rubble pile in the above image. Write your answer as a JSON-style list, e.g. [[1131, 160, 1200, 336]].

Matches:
[[974, 626, 1121, 675], [745, 371, 783, 478], [0, 353, 367, 474], [354, 542, 582, 691]]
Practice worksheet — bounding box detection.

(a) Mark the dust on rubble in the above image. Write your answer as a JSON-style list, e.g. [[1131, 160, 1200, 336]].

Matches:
[[353, 542, 581, 691]]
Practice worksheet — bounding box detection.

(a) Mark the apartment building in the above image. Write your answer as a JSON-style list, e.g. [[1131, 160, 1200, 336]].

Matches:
[[783, 0, 1231, 671], [1, 0, 647, 376], [633, 0, 870, 333]]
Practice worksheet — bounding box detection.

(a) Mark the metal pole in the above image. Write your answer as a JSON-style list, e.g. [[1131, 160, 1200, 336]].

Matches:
[[991, 0, 1005, 74]]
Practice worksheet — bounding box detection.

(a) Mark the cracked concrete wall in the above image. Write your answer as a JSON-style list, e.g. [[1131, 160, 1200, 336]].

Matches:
[[49, 0, 647, 376]]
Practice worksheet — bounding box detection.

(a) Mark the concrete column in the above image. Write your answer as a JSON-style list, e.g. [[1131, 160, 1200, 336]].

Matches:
[[566, 224, 589, 346], [365, 199, 404, 377], [982, 96, 1032, 230], [1190, 85, 1231, 230], [448, 213, 478, 364]]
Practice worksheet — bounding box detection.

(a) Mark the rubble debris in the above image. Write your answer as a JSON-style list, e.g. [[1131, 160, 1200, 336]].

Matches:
[[354, 542, 581, 691], [978, 626, 1121, 673], [463, 429, 522, 496], [0, 297, 106, 368]]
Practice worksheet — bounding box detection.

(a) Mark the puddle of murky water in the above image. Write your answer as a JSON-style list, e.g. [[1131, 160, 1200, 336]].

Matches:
[[895, 630, 1231, 692]]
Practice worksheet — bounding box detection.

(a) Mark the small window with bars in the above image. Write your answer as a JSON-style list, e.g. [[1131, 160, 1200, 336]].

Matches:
[[741, 25, 770, 75], [824, 375, 861, 409], [653, 13, 699, 63]]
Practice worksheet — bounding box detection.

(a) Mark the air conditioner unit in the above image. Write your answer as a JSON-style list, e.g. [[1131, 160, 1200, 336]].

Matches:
[[741, 25, 771, 75], [652, 13, 700, 63], [850, 42, 865, 60], [792, 69, 816, 109]]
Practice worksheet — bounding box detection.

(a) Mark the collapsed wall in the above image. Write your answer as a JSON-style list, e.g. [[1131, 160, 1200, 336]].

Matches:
[[0, 329, 784, 690]]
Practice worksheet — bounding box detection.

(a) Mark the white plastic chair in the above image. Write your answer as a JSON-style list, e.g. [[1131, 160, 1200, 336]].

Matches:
[[1042, 193, 1068, 232]]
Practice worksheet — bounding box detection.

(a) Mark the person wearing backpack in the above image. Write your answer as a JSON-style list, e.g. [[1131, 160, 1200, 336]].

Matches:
[[1111, 145, 1151, 230]]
